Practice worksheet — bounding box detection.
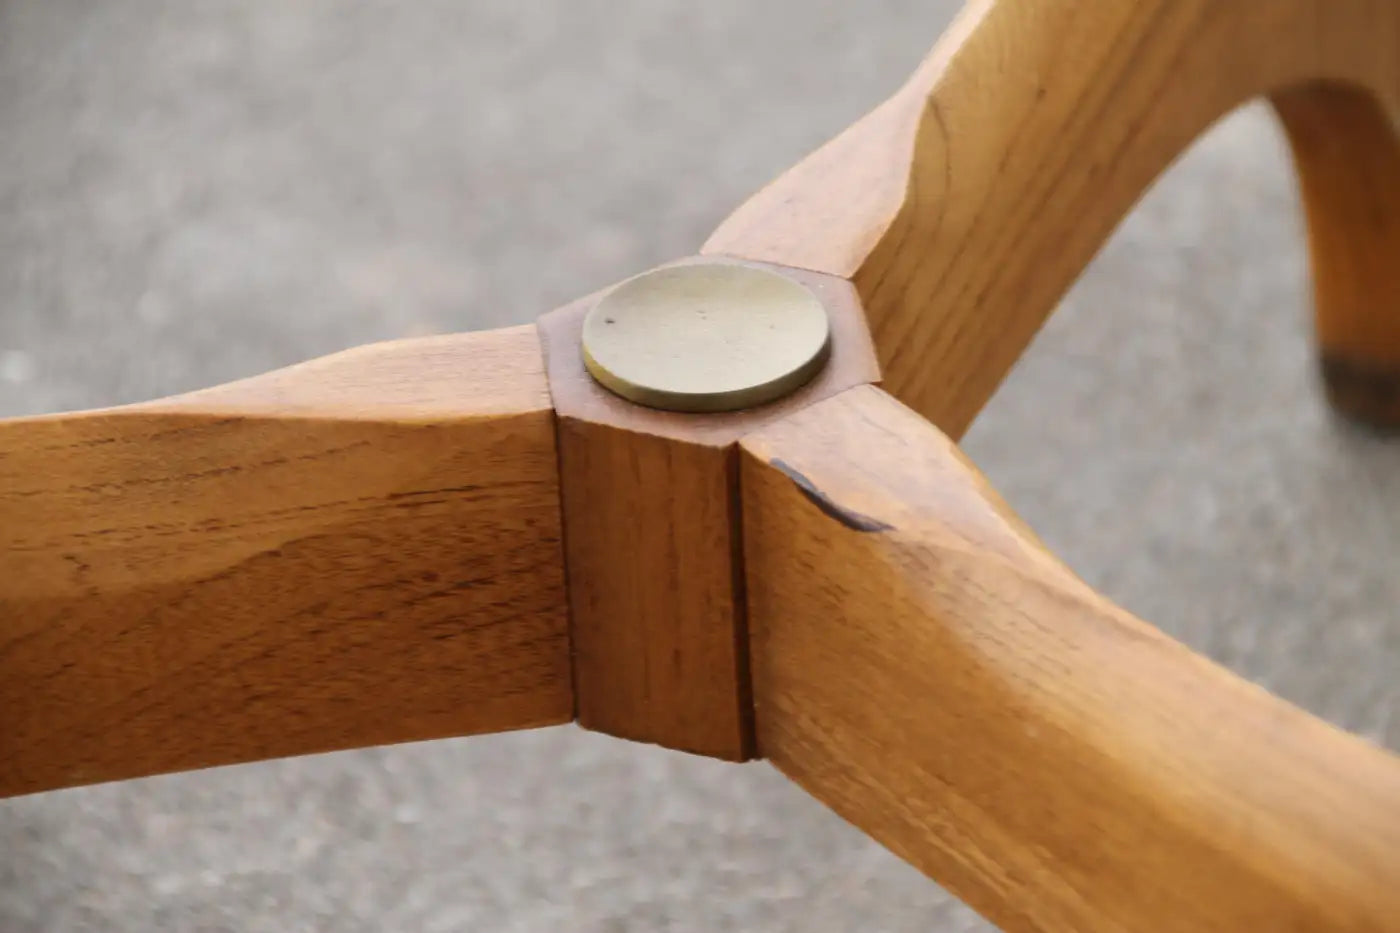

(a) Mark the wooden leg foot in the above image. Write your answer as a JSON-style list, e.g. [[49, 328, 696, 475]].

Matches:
[[1319, 353, 1400, 429], [1275, 84, 1400, 429]]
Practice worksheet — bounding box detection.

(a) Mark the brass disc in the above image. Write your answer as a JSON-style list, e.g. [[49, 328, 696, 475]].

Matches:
[[580, 262, 831, 413]]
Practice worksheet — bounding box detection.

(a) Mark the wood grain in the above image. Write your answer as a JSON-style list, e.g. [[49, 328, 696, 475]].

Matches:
[[706, 0, 1400, 437], [537, 258, 879, 760], [740, 385, 1400, 933], [0, 324, 572, 797]]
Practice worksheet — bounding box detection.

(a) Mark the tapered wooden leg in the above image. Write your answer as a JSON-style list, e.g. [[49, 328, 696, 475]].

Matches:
[[1274, 84, 1400, 428], [740, 385, 1400, 933]]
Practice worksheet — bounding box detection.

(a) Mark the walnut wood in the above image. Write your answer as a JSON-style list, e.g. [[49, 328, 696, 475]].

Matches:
[[739, 385, 1400, 933], [536, 258, 879, 760], [706, 0, 1400, 437], [0, 325, 571, 797]]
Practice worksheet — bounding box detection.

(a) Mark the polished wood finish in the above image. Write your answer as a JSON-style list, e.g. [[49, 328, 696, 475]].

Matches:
[[537, 260, 878, 759], [706, 0, 1400, 436], [740, 385, 1400, 933], [0, 325, 571, 797]]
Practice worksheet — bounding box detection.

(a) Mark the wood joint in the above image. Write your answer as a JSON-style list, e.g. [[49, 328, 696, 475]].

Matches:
[[537, 256, 879, 759]]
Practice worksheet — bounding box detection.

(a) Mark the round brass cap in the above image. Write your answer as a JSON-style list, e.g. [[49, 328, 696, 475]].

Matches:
[[580, 262, 831, 413]]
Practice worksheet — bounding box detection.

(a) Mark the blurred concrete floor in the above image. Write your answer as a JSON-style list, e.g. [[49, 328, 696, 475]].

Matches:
[[1, 1, 1397, 930]]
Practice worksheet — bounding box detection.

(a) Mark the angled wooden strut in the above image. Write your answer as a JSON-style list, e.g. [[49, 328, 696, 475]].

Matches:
[[3, 1, 1400, 931], [706, 0, 1400, 435], [742, 387, 1400, 933], [0, 327, 572, 796]]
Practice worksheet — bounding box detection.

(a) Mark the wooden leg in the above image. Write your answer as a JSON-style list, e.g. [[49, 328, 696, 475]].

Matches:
[[0, 325, 572, 796], [740, 385, 1400, 933], [707, 1, 1400, 438], [1275, 83, 1400, 428]]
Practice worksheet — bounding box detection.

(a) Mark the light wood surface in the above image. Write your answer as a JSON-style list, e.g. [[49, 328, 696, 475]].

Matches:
[[707, 0, 1400, 436], [740, 385, 1400, 933], [537, 260, 879, 760], [5, 7, 1398, 929], [0, 325, 572, 797]]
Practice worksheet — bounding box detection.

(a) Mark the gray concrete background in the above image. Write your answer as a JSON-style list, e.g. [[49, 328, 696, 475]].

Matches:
[[1, 1, 1397, 930]]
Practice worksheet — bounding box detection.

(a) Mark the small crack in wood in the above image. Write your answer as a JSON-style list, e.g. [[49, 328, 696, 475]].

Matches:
[[770, 458, 893, 533]]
